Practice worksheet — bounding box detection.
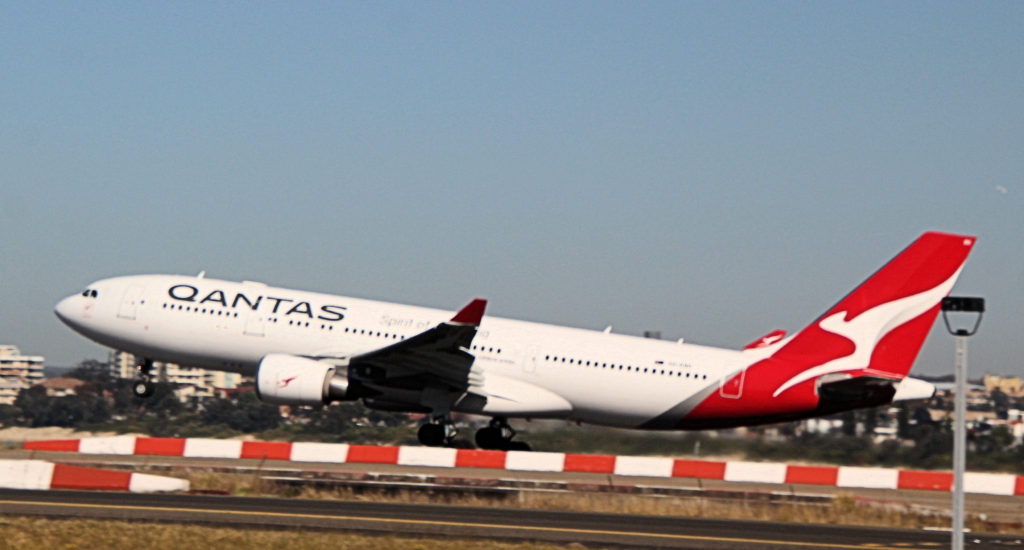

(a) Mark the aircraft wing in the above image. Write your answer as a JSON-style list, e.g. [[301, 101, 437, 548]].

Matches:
[[346, 299, 486, 396], [339, 297, 570, 418]]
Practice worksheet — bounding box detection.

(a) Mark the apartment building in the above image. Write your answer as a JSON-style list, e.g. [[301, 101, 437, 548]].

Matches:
[[0, 345, 45, 405], [984, 373, 1023, 397]]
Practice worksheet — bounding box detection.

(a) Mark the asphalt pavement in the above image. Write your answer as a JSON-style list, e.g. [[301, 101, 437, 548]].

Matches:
[[2, 488, 1022, 549]]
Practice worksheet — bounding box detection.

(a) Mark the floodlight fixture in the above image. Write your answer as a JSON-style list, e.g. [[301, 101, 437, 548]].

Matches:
[[941, 296, 984, 337]]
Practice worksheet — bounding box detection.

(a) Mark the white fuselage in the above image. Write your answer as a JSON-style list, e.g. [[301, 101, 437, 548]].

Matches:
[[56, 274, 748, 428], [56, 233, 971, 434]]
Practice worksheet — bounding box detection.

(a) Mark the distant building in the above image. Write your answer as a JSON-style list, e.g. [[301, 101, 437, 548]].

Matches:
[[803, 417, 843, 434], [108, 350, 137, 380], [41, 377, 86, 397], [983, 374, 1023, 397], [0, 380, 22, 406], [933, 382, 987, 393], [0, 345, 45, 405]]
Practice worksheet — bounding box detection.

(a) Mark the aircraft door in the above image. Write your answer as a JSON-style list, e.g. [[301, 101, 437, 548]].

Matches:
[[524, 347, 539, 374], [117, 286, 144, 320], [719, 369, 745, 399]]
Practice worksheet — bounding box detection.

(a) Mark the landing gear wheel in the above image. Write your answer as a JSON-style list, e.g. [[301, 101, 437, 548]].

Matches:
[[418, 423, 447, 446], [133, 358, 156, 399], [475, 417, 529, 451], [133, 379, 155, 398], [475, 427, 504, 450], [418, 417, 457, 447], [507, 441, 532, 452]]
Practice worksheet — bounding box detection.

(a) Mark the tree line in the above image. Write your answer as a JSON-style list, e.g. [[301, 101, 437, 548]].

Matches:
[[1, 360, 409, 442]]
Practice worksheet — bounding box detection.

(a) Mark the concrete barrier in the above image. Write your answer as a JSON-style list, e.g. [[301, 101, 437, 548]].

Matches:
[[0, 458, 188, 493], [23, 436, 1024, 496]]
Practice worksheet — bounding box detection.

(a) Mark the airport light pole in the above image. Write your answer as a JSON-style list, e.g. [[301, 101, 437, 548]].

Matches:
[[940, 296, 984, 550]]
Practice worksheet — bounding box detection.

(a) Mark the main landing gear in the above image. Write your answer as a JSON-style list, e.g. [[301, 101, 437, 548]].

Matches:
[[417, 416, 531, 450], [133, 358, 155, 398], [417, 417, 457, 447], [475, 417, 531, 451]]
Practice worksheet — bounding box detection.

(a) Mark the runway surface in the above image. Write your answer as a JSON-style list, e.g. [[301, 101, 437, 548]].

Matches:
[[1, 488, 1022, 549]]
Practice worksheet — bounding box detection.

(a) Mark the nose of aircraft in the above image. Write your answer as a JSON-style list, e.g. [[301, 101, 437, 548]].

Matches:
[[54, 295, 80, 327]]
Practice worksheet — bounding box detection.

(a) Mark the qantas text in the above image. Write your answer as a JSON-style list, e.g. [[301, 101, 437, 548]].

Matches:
[[168, 285, 346, 321]]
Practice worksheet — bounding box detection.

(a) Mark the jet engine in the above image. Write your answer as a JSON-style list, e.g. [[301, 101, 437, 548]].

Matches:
[[255, 353, 352, 406]]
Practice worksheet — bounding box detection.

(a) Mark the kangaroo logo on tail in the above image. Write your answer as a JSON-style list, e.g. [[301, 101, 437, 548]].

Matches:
[[674, 232, 976, 430], [767, 232, 976, 398], [773, 266, 965, 397]]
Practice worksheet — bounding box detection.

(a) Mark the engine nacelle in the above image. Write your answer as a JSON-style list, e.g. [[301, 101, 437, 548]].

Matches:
[[256, 353, 351, 406]]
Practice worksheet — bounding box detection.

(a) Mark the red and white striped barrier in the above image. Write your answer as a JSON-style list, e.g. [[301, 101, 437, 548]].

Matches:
[[0, 458, 188, 493], [24, 436, 1024, 496]]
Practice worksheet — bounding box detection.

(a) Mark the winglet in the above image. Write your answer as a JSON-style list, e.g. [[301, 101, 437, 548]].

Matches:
[[450, 298, 487, 326]]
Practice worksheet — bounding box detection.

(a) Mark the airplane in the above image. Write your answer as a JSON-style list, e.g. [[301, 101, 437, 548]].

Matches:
[[55, 231, 975, 450]]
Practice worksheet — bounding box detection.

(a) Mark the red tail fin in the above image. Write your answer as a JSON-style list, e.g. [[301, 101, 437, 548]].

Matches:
[[769, 232, 976, 396], [670, 232, 975, 428]]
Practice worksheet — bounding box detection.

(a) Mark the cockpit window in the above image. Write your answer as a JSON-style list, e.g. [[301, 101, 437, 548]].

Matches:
[[81, 289, 99, 298]]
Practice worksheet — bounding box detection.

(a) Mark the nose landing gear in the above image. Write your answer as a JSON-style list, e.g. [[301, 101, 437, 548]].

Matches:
[[132, 358, 155, 398]]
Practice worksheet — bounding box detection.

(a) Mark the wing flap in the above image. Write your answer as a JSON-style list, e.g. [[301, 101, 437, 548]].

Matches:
[[455, 373, 572, 417]]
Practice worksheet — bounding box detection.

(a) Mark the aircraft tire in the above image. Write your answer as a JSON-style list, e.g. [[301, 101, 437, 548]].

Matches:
[[474, 427, 503, 450], [133, 380, 155, 398], [506, 440, 531, 452], [417, 423, 446, 447]]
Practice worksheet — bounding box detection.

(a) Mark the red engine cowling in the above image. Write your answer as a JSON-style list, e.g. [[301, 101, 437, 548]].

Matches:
[[255, 354, 350, 406]]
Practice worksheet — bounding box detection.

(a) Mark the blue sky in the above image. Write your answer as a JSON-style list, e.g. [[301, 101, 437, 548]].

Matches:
[[2, 2, 1021, 376]]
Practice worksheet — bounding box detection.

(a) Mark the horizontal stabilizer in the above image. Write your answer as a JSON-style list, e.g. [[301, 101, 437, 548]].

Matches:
[[744, 329, 787, 350], [892, 377, 936, 402]]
